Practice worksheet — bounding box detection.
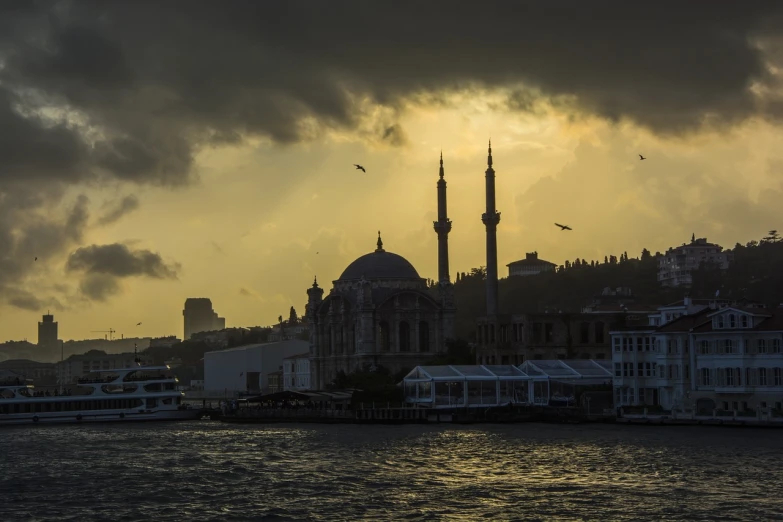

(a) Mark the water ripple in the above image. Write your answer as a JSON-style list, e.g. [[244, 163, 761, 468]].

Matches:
[[1, 422, 782, 520]]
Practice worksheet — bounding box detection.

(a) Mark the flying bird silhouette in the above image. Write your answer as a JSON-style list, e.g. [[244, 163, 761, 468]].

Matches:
[[136, 322, 142, 326], [555, 223, 572, 231], [354, 164, 366, 173], [34, 257, 37, 261], [639, 154, 646, 160]]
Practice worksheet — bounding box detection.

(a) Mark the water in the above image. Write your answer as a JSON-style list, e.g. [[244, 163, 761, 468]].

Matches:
[[1, 421, 782, 521]]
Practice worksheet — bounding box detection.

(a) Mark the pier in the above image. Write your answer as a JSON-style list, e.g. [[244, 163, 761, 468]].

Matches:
[[213, 404, 616, 425]]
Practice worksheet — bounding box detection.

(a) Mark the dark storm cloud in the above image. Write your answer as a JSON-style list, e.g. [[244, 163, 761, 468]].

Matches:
[[97, 195, 139, 226], [0, 193, 89, 310], [1, 1, 781, 178], [78, 274, 121, 302], [65, 243, 179, 280]]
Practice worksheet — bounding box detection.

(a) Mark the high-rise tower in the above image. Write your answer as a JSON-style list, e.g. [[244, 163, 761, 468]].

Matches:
[[37, 312, 58, 350], [481, 140, 501, 317], [433, 152, 452, 284]]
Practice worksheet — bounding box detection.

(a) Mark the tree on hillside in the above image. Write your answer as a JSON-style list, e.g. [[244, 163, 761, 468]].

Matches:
[[289, 306, 298, 324], [762, 230, 781, 243]]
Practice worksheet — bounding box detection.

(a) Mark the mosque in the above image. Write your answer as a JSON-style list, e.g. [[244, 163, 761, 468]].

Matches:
[[306, 155, 456, 389]]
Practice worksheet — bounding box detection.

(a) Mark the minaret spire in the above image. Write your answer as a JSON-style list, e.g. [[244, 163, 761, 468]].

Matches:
[[482, 139, 500, 317], [488, 139, 493, 167], [433, 152, 452, 284], [376, 231, 384, 252]]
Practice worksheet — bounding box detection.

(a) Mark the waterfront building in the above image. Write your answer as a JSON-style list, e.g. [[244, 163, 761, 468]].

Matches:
[[283, 353, 311, 391], [402, 359, 613, 409], [611, 302, 783, 414], [203, 339, 309, 395], [307, 154, 456, 390]]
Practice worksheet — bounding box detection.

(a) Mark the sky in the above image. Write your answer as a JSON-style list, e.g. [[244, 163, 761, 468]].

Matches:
[[2, 1, 783, 343]]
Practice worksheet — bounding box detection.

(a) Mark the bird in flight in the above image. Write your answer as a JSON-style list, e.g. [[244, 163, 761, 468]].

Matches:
[[354, 164, 366, 173], [34, 257, 37, 261], [555, 223, 572, 231], [638, 154, 646, 160], [136, 322, 142, 326]]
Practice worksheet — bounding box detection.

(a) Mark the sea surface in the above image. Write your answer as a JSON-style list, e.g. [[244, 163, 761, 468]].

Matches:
[[1, 421, 782, 521]]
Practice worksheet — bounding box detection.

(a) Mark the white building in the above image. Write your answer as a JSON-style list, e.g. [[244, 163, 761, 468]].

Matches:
[[282, 352, 311, 391], [611, 303, 783, 414], [658, 236, 731, 287], [203, 339, 309, 396], [506, 251, 557, 277]]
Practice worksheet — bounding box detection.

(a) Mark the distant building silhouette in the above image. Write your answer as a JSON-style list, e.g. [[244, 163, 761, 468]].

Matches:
[[37, 313, 59, 351], [658, 235, 732, 287], [183, 298, 225, 340], [507, 251, 556, 277]]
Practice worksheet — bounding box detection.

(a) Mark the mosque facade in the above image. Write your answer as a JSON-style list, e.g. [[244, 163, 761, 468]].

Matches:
[[306, 156, 456, 390]]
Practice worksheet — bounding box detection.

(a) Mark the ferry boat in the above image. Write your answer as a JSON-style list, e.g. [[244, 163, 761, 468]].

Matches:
[[0, 364, 203, 425]]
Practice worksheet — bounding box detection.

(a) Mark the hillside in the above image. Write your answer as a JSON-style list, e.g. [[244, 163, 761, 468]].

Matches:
[[452, 231, 783, 340]]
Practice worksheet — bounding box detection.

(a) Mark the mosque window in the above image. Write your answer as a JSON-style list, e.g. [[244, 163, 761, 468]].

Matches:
[[399, 321, 411, 352], [379, 321, 391, 352], [419, 321, 430, 352]]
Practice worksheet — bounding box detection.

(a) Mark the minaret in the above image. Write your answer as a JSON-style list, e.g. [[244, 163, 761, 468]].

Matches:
[[433, 152, 452, 283], [306, 276, 324, 388], [481, 140, 500, 317]]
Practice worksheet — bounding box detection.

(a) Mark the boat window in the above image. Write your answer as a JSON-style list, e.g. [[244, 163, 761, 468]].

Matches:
[[124, 370, 174, 382], [77, 372, 120, 384], [101, 384, 139, 394]]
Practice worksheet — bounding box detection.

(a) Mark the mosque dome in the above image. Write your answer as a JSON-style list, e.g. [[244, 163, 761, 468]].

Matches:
[[337, 232, 421, 282]]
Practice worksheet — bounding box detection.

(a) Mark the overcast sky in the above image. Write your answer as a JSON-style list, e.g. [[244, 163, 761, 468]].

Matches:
[[2, 1, 783, 342]]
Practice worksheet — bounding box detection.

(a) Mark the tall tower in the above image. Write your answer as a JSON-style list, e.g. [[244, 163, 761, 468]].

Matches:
[[37, 312, 58, 350], [433, 152, 452, 284], [433, 153, 456, 342], [306, 276, 324, 388], [481, 140, 501, 317]]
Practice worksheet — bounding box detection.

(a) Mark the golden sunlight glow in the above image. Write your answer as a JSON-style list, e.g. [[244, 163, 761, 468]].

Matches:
[[3, 91, 783, 342]]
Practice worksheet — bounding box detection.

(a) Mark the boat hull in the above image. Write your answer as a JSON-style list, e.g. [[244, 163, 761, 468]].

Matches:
[[0, 407, 203, 426]]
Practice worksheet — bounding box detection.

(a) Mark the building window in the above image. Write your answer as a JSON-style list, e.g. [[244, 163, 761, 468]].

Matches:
[[398, 321, 411, 352], [759, 368, 767, 386], [773, 339, 781, 353], [644, 337, 651, 351], [595, 322, 605, 343], [722, 339, 734, 354], [613, 337, 621, 352], [544, 323, 554, 343], [533, 323, 543, 343], [378, 321, 391, 352], [580, 322, 590, 344], [699, 341, 710, 355], [775, 368, 782, 386], [729, 314, 736, 328], [418, 321, 430, 352], [741, 315, 749, 328], [699, 368, 711, 386], [717, 316, 725, 329], [757, 339, 767, 354]]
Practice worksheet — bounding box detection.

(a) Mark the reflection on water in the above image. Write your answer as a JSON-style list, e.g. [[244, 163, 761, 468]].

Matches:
[[1, 422, 782, 521]]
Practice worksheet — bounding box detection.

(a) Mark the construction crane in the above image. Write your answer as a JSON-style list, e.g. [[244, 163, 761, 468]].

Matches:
[[91, 328, 116, 341]]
